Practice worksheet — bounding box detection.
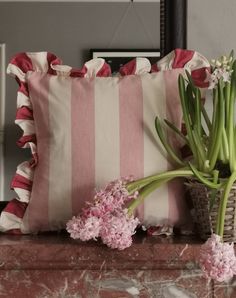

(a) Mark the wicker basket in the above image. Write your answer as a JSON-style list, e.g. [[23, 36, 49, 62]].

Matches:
[[185, 179, 236, 242]]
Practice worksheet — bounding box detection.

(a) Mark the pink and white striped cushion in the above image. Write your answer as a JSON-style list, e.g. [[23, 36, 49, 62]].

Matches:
[[0, 50, 210, 233]]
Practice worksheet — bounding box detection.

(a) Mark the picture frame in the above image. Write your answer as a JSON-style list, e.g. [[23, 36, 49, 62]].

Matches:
[[91, 49, 160, 73], [0, 43, 5, 201]]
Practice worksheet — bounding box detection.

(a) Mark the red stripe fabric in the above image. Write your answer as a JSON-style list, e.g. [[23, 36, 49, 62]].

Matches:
[[71, 78, 96, 215], [119, 59, 137, 76], [16, 135, 36, 148], [16, 107, 33, 120], [172, 49, 195, 69], [96, 62, 111, 77], [17, 81, 29, 97], [4, 199, 28, 219], [47, 52, 62, 75], [191, 67, 209, 88], [151, 64, 159, 73], [11, 174, 32, 191], [70, 68, 87, 77], [11, 52, 33, 74]]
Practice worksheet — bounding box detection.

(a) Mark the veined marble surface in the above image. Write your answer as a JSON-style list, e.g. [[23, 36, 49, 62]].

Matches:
[[0, 234, 234, 297]]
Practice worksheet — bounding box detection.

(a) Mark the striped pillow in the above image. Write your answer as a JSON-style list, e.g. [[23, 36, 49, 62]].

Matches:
[[0, 50, 210, 233]]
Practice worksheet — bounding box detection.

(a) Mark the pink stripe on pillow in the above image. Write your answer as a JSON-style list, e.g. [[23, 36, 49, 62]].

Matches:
[[25, 73, 51, 232], [71, 78, 95, 214], [47, 76, 72, 229], [119, 75, 144, 217], [119, 76, 144, 177]]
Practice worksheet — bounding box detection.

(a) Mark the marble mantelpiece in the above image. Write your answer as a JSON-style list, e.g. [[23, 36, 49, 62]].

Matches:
[[0, 234, 234, 297]]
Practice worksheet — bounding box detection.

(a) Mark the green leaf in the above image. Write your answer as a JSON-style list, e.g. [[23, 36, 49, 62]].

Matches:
[[192, 127, 207, 171], [127, 178, 171, 215], [195, 88, 202, 137], [155, 117, 185, 167], [164, 119, 189, 144], [201, 103, 212, 132], [216, 171, 236, 237], [178, 75, 200, 166], [209, 79, 225, 171], [209, 170, 219, 211]]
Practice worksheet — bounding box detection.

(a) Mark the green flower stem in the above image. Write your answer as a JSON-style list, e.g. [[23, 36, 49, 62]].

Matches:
[[195, 88, 202, 137], [209, 170, 219, 211], [219, 145, 224, 162], [192, 127, 207, 171], [228, 60, 236, 172], [155, 117, 185, 167], [179, 75, 200, 167], [228, 81, 236, 172], [222, 127, 229, 162], [209, 80, 225, 171], [126, 167, 194, 193], [186, 84, 196, 125], [208, 89, 218, 159], [201, 103, 211, 131], [164, 119, 189, 144], [127, 178, 171, 215], [126, 178, 163, 195], [216, 171, 236, 237], [234, 127, 236, 164], [188, 163, 222, 189], [224, 82, 231, 124]]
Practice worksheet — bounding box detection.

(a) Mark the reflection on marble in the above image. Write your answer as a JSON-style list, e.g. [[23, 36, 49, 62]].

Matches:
[[0, 234, 234, 297], [0, 269, 211, 297]]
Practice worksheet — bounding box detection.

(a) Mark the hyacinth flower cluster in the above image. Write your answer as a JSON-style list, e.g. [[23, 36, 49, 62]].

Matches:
[[67, 52, 236, 281], [67, 169, 194, 250], [66, 178, 140, 250]]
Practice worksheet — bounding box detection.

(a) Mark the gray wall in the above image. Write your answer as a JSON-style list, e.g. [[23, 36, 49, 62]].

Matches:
[[0, 2, 159, 199], [188, 0, 236, 59]]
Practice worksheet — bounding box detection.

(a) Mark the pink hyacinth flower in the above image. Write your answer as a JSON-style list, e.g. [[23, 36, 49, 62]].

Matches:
[[93, 178, 138, 215], [67, 178, 140, 249], [66, 216, 101, 241], [100, 209, 140, 250], [199, 234, 236, 282]]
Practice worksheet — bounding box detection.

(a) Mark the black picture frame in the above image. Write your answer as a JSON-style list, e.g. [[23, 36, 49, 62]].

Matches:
[[91, 49, 161, 74], [160, 0, 187, 57]]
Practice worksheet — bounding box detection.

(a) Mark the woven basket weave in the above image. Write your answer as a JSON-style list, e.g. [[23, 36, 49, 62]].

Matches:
[[185, 179, 236, 242]]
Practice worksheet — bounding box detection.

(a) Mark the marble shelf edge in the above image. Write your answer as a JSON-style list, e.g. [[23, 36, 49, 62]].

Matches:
[[0, 234, 203, 271]]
